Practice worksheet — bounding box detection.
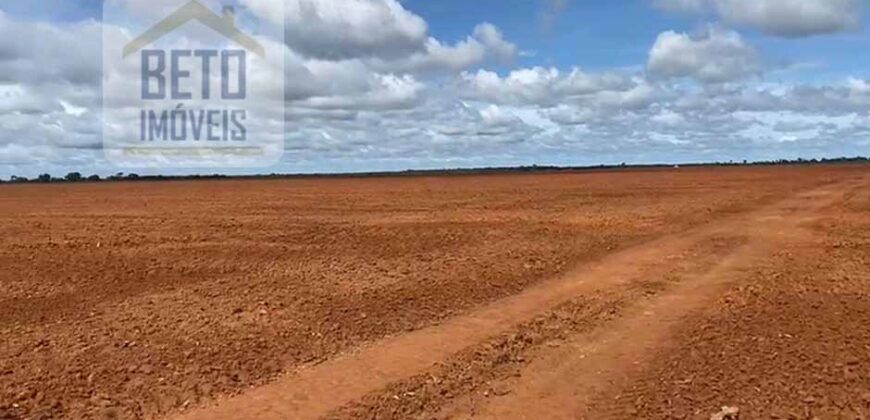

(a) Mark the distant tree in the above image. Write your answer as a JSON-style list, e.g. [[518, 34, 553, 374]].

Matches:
[[11, 175, 28, 183], [37, 173, 52, 183], [65, 172, 83, 182], [127, 173, 140, 180], [87, 174, 101, 181]]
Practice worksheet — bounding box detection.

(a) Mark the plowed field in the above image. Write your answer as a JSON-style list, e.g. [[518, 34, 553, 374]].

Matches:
[[1, 165, 868, 419]]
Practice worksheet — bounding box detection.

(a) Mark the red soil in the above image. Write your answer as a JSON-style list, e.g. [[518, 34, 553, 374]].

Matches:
[[0, 165, 866, 419]]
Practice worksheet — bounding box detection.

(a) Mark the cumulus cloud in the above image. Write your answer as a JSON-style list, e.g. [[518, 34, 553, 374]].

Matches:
[[293, 73, 425, 111], [469, 23, 518, 64], [365, 23, 517, 73], [0, 12, 102, 167], [647, 27, 761, 84], [653, 0, 862, 37], [1, 1, 869, 176], [434, 102, 541, 138], [458, 66, 637, 106], [0, 13, 101, 86], [650, 109, 688, 126], [0, 0, 525, 174], [242, 0, 429, 60], [243, 0, 516, 73], [543, 105, 598, 126]]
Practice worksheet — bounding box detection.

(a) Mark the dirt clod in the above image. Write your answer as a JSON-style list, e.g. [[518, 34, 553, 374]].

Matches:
[[710, 406, 739, 420]]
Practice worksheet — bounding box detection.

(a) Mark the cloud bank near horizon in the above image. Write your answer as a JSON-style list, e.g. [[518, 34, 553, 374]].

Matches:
[[0, 0, 869, 177]]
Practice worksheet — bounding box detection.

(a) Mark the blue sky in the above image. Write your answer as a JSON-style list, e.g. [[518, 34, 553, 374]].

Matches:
[[0, 0, 869, 178], [410, 0, 870, 81], [411, 0, 683, 70]]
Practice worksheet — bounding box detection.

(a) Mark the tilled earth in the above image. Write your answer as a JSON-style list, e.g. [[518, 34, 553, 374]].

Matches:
[[0, 165, 867, 419], [581, 179, 870, 419]]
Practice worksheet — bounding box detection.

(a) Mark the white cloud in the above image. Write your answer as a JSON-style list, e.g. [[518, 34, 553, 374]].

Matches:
[[240, 0, 516, 73], [543, 105, 597, 126], [653, 0, 862, 37], [2, 2, 870, 176], [0, 14, 101, 86], [367, 23, 517, 73], [459, 66, 637, 106], [651, 109, 687, 126], [647, 27, 761, 84], [847, 77, 870, 95], [0, 1, 525, 173], [59, 101, 88, 117], [294, 73, 425, 111], [238, 0, 518, 77], [245, 0, 428, 60], [470, 23, 518, 64], [461, 67, 562, 104]]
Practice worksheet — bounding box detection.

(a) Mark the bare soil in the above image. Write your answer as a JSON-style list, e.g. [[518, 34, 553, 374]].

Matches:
[[0, 165, 867, 419]]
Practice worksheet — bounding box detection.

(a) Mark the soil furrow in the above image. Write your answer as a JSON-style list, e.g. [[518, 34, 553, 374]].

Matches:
[[176, 176, 866, 420]]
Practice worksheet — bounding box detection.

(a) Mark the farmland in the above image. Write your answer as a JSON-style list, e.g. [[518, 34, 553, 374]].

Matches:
[[1, 164, 869, 419]]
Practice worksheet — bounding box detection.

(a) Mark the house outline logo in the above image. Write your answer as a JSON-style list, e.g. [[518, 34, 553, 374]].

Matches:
[[122, 0, 265, 58]]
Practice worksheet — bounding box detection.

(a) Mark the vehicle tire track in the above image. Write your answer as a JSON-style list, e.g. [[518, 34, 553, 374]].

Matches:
[[174, 177, 865, 420]]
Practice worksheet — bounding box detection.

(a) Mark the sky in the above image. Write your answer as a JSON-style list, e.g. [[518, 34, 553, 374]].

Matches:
[[1, 0, 870, 178]]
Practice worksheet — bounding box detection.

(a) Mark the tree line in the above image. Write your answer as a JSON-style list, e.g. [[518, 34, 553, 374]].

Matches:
[[2, 156, 868, 184], [5, 172, 141, 183]]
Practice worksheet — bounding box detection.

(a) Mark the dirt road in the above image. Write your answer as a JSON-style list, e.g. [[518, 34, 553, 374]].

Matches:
[[1, 165, 868, 419], [176, 173, 869, 420]]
